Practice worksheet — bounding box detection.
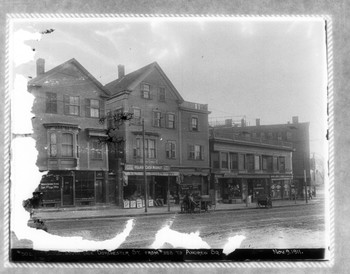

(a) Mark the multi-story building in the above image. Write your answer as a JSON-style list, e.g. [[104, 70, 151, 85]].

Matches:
[[105, 62, 210, 207], [211, 116, 310, 198], [27, 58, 111, 207], [210, 129, 294, 203]]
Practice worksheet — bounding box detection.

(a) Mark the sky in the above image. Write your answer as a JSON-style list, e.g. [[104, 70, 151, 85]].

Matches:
[[13, 17, 328, 159]]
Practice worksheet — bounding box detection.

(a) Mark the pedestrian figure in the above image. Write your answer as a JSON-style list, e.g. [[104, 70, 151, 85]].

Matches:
[[308, 190, 313, 199]]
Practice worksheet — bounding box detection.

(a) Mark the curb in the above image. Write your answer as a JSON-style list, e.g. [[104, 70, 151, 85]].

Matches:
[[37, 201, 319, 222]]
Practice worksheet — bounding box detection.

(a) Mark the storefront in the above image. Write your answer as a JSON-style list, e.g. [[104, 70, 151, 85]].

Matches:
[[39, 170, 109, 207], [121, 164, 180, 208], [179, 171, 210, 198], [218, 178, 243, 204]]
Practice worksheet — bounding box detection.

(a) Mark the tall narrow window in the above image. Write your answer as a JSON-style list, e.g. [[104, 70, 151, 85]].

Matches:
[[278, 157, 285, 172], [230, 153, 238, 170], [254, 155, 261, 170], [153, 111, 161, 127], [64, 95, 80, 116], [134, 138, 141, 157], [238, 154, 245, 170], [246, 154, 255, 171], [159, 87, 165, 101], [167, 114, 175, 129], [133, 108, 141, 125], [91, 140, 103, 159], [212, 152, 219, 168], [46, 92, 57, 113], [86, 99, 100, 118], [221, 152, 228, 169], [166, 141, 176, 159], [61, 133, 73, 157], [49, 133, 57, 157], [147, 139, 156, 159], [191, 117, 198, 131], [141, 83, 150, 99]]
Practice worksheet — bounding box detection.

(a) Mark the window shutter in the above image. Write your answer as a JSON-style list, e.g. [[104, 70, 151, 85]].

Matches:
[[173, 114, 176, 129], [99, 100, 104, 118], [200, 146, 204, 160], [189, 117, 192, 131], [85, 99, 91, 117], [64, 95, 69, 115]]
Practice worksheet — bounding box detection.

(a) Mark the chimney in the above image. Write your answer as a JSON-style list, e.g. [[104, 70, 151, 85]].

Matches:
[[36, 58, 45, 76], [118, 64, 125, 79], [256, 118, 260, 126], [292, 116, 299, 124], [241, 118, 246, 127]]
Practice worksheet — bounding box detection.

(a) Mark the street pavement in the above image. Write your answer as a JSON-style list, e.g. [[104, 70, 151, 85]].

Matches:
[[33, 195, 323, 221]]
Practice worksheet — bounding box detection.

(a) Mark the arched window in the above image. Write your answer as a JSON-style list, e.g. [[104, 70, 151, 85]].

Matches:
[[61, 133, 73, 157]]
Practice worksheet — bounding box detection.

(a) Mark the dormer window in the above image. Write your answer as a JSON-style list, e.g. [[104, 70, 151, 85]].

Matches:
[[141, 83, 150, 99]]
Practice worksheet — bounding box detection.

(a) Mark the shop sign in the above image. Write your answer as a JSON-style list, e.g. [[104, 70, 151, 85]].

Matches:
[[125, 164, 170, 171], [40, 181, 60, 190]]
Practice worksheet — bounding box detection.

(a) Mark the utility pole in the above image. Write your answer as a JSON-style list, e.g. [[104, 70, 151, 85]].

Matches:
[[304, 169, 308, 204], [167, 176, 170, 212], [142, 118, 148, 212]]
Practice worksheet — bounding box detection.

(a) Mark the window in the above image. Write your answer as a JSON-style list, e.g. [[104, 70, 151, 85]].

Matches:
[[167, 114, 175, 129], [86, 99, 101, 118], [133, 108, 141, 124], [64, 95, 80, 116], [49, 133, 57, 157], [159, 87, 165, 101], [221, 152, 228, 169], [238, 154, 245, 170], [246, 154, 254, 171], [278, 157, 285, 172], [146, 139, 156, 159], [286, 131, 292, 141], [61, 133, 73, 157], [189, 145, 203, 160], [191, 117, 198, 131], [273, 157, 278, 171], [141, 83, 150, 99], [153, 111, 161, 127], [134, 138, 141, 157], [212, 152, 220, 168], [230, 153, 238, 170], [261, 132, 266, 139], [46, 92, 57, 113], [254, 155, 261, 170], [166, 141, 176, 159], [277, 132, 282, 141], [262, 156, 273, 171], [134, 138, 156, 159], [91, 140, 103, 159]]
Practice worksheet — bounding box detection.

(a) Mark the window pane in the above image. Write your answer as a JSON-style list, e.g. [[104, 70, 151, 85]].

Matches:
[[221, 153, 228, 169], [91, 108, 99, 118], [90, 99, 99, 108], [62, 134, 73, 157], [212, 152, 219, 168]]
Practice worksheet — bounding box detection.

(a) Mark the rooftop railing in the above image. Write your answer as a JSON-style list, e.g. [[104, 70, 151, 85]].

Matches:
[[180, 101, 208, 111]]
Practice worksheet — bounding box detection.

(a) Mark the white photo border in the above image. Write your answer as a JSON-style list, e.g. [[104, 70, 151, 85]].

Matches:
[[3, 13, 334, 269]]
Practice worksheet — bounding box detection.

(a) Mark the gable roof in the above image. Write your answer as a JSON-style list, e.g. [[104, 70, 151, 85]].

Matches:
[[28, 58, 111, 97], [105, 62, 184, 102]]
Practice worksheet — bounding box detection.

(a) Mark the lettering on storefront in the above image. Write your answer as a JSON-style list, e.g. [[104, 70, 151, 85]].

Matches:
[[40, 182, 60, 190], [125, 164, 170, 171]]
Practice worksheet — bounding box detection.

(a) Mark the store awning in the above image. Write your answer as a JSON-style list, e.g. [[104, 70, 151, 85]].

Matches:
[[181, 171, 209, 176]]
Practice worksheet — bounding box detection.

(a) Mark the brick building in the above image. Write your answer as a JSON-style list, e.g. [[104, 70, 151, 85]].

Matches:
[[211, 116, 310, 198], [28, 58, 111, 207], [105, 62, 210, 207], [210, 130, 294, 203]]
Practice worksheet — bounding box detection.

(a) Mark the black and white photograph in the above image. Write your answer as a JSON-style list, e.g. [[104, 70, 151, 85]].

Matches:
[[7, 15, 330, 264]]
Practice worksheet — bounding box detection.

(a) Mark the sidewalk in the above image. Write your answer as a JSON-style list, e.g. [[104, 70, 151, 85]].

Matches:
[[33, 196, 322, 221]]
